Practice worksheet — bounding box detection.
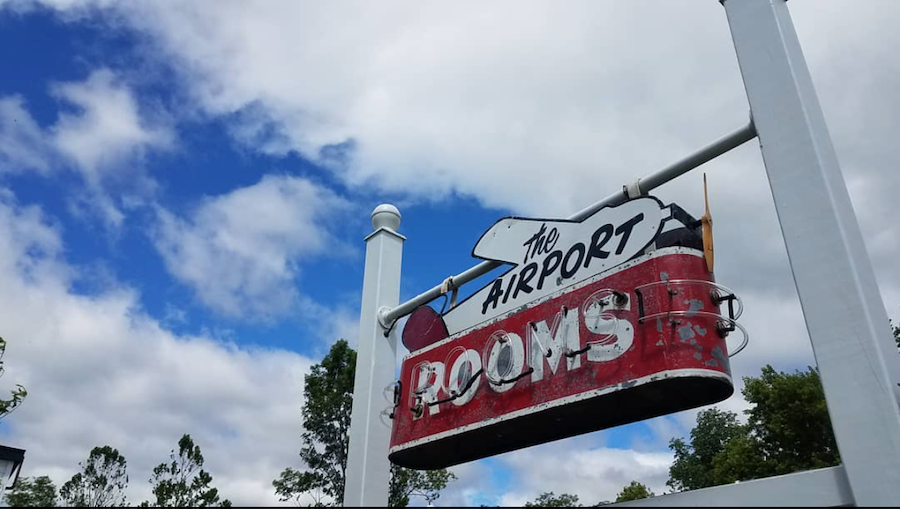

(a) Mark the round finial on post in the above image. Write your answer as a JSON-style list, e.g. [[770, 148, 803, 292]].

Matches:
[[371, 204, 401, 232]]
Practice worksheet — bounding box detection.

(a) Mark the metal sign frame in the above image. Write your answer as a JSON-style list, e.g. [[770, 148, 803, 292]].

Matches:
[[343, 0, 900, 506]]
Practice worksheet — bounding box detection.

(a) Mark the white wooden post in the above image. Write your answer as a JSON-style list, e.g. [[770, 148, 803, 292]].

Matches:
[[343, 205, 404, 507], [722, 0, 900, 505]]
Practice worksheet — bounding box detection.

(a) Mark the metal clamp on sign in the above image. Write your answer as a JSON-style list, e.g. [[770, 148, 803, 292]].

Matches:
[[380, 380, 402, 424]]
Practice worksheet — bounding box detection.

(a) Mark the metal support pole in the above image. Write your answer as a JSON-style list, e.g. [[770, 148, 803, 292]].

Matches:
[[723, 0, 900, 505], [380, 121, 756, 326], [344, 205, 404, 507]]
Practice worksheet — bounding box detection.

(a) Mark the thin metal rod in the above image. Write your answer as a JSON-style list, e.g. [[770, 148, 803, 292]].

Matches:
[[640, 121, 756, 196], [382, 120, 757, 325]]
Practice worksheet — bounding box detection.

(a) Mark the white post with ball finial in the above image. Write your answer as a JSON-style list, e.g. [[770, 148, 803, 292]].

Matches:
[[344, 204, 404, 507]]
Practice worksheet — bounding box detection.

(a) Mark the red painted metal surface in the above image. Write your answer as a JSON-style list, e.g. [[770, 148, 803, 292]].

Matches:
[[402, 306, 449, 352], [389, 247, 734, 469]]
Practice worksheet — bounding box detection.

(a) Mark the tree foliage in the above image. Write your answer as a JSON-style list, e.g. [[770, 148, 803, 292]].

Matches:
[[893, 320, 899, 348], [0, 336, 27, 418], [615, 481, 653, 502], [524, 491, 581, 507], [6, 476, 57, 507], [667, 408, 746, 491], [668, 364, 839, 491], [59, 446, 128, 507], [272, 339, 455, 506], [388, 463, 456, 507], [297, 339, 356, 504], [742, 365, 838, 472], [142, 434, 231, 507], [273, 468, 329, 507]]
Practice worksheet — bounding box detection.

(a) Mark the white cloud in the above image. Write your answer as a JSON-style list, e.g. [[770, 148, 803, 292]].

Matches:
[[438, 461, 498, 508], [0, 96, 54, 173], [298, 296, 360, 348], [0, 69, 172, 227], [495, 439, 673, 506], [31, 0, 893, 312], [13, 1, 896, 309], [51, 69, 171, 183], [152, 174, 351, 320], [0, 189, 313, 506], [50, 69, 171, 226]]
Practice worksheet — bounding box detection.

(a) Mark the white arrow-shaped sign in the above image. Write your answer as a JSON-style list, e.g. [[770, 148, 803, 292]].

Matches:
[[443, 197, 668, 335]]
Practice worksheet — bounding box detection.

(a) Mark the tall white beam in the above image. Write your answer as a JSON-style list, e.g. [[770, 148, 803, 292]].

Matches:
[[343, 205, 404, 507], [723, 0, 900, 505]]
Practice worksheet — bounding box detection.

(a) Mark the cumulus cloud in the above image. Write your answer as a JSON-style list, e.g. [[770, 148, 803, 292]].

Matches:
[[0, 96, 54, 173], [51, 69, 170, 178], [0, 69, 172, 226], [496, 439, 673, 506], [12, 1, 897, 308], [152, 174, 351, 320], [0, 189, 312, 506], [30, 0, 891, 321]]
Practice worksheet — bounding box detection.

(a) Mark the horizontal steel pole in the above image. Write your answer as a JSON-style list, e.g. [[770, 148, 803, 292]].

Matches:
[[640, 121, 756, 196], [382, 259, 499, 326], [609, 466, 853, 507], [570, 121, 756, 221], [381, 120, 757, 325]]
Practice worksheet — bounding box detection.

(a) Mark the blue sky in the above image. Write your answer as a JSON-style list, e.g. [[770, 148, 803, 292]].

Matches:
[[1, 1, 899, 506], [0, 6, 509, 355]]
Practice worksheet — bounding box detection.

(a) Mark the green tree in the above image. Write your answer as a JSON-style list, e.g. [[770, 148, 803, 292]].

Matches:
[[388, 463, 455, 507], [6, 476, 57, 507], [893, 320, 899, 348], [273, 339, 456, 506], [0, 336, 27, 418], [667, 408, 746, 492], [742, 365, 838, 473], [272, 469, 328, 507], [524, 492, 581, 507], [615, 481, 653, 502], [667, 365, 839, 492], [142, 434, 231, 507], [59, 446, 128, 507]]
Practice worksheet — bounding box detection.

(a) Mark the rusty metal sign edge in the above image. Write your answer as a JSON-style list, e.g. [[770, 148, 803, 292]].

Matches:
[[389, 367, 731, 455]]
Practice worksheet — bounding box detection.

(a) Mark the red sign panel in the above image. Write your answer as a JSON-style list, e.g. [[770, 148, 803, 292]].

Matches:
[[389, 247, 735, 470]]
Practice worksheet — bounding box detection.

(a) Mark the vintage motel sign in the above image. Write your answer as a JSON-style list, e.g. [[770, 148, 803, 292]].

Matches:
[[389, 197, 745, 469]]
